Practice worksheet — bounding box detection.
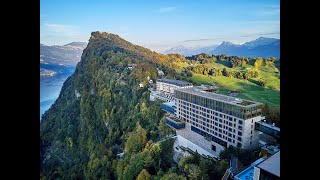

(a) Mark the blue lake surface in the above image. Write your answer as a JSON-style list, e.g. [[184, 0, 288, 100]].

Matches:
[[40, 76, 69, 121], [40, 64, 75, 121]]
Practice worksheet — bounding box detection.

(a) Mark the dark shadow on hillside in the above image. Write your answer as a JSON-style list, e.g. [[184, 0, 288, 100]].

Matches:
[[215, 60, 232, 68], [248, 78, 260, 86], [236, 80, 280, 93]]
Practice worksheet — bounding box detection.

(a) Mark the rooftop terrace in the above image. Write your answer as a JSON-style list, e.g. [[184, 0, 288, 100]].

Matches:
[[166, 114, 184, 123], [157, 78, 193, 86], [176, 86, 262, 108]]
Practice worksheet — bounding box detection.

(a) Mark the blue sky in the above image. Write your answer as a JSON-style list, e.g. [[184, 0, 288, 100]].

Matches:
[[40, 0, 280, 52]]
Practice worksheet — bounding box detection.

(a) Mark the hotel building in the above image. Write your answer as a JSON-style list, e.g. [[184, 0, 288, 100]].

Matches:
[[156, 78, 193, 95], [150, 78, 193, 102], [174, 86, 264, 156]]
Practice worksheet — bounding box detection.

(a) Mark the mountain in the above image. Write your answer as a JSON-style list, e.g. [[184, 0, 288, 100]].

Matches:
[[242, 37, 278, 48], [64, 42, 88, 49], [40, 42, 87, 77], [40, 32, 176, 179], [163, 45, 218, 56], [211, 37, 280, 58], [40, 42, 88, 66]]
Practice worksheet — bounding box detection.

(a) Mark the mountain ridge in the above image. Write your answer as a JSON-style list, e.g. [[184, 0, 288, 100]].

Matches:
[[211, 37, 280, 58], [163, 44, 218, 56], [40, 41, 88, 66], [163, 37, 279, 58]]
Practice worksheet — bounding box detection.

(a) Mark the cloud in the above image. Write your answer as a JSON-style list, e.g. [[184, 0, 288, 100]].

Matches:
[[156, 6, 176, 13], [183, 38, 223, 43], [41, 23, 88, 45], [181, 32, 280, 43], [44, 23, 78, 34], [236, 20, 280, 25]]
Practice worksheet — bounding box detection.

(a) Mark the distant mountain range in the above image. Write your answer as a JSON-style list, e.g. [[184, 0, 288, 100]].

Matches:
[[40, 42, 87, 77], [163, 45, 218, 56], [212, 37, 280, 58], [164, 37, 280, 58], [40, 42, 87, 66]]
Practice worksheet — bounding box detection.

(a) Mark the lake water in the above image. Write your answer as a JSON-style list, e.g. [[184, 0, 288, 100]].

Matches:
[[40, 64, 75, 121], [40, 76, 69, 121]]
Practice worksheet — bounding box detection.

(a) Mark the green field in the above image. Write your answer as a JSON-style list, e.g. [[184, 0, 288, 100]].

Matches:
[[175, 58, 280, 107], [188, 74, 280, 107]]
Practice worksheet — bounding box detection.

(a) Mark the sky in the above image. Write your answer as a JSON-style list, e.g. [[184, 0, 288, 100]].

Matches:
[[40, 0, 280, 52]]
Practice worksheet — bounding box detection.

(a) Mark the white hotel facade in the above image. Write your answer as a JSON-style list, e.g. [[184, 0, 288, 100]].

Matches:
[[150, 78, 193, 102], [156, 78, 193, 95], [174, 87, 264, 157]]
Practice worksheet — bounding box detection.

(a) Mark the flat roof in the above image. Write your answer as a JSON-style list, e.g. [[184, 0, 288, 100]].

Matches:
[[176, 86, 262, 108], [256, 151, 280, 177], [157, 78, 193, 86]]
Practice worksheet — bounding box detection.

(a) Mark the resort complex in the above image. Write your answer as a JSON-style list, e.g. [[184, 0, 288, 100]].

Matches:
[[148, 77, 280, 179]]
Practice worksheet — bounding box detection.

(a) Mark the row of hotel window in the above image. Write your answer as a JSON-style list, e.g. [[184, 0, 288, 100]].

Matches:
[[178, 104, 245, 121], [190, 126, 254, 149], [191, 120, 242, 143], [178, 111, 244, 130], [181, 116, 242, 144], [179, 111, 255, 135], [190, 125, 241, 148], [175, 94, 262, 119]]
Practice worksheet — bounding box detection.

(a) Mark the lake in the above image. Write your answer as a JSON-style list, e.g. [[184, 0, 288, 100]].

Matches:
[[40, 76, 67, 120], [40, 65, 75, 121]]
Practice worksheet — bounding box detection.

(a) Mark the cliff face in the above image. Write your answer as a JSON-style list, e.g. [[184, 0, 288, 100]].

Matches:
[[40, 32, 167, 179]]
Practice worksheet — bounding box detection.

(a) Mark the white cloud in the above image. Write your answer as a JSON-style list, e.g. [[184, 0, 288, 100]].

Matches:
[[156, 6, 176, 13], [41, 23, 89, 45], [44, 23, 78, 34]]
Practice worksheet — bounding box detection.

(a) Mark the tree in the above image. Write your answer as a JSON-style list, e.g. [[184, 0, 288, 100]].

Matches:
[[262, 104, 280, 127], [203, 69, 208, 75], [160, 172, 186, 180], [258, 78, 267, 87], [137, 169, 151, 180], [199, 159, 215, 180], [125, 122, 147, 155], [185, 164, 201, 180], [143, 143, 162, 171], [179, 156, 194, 169], [222, 68, 230, 77], [159, 117, 173, 138], [216, 160, 229, 177], [254, 57, 263, 68]]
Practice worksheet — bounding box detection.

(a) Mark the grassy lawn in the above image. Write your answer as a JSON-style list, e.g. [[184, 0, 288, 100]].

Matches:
[[257, 61, 280, 90], [174, 59, 280, 107], [188, 74, 280, 107]]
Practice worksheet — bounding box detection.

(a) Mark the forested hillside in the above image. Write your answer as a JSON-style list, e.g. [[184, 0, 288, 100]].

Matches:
[[40, 32, 279, 179]]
